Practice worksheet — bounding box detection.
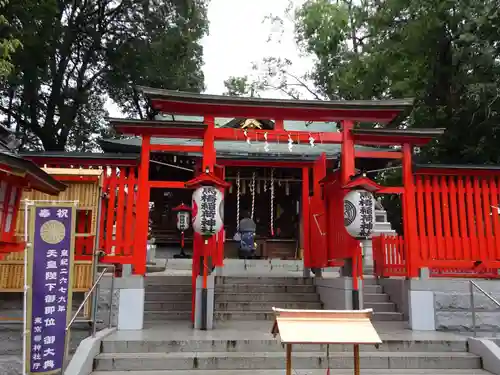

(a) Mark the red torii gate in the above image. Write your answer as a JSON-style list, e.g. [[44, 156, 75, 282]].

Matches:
[[20, 88, 500, 323], [109, 87, 424, 279]]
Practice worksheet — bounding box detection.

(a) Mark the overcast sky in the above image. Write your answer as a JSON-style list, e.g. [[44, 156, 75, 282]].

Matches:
[[201, 0, 309, 95], [107, 0, 310, 117]]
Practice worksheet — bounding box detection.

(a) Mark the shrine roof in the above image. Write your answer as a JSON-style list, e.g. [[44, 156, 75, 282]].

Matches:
[[109, 118, 207, 137], [138, 86, 414, 123], [99, 137, 386, 161], [0, 150, 66, 195], [20, 151, 139, 167], [351, 127, 445, 146]]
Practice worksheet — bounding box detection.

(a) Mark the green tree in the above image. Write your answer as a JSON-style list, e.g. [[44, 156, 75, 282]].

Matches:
[[0, 0, 21, 78], [295, 0, 500, 163], [223, 76, 257, 97], [0, 0, 208, 151], [225, 0, 500, 232]]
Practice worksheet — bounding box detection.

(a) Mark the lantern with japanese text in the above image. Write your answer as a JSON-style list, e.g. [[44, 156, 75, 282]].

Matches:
[[185, 171, 231, 239], [172, 203, 192, 258], [191, 186, 224, 236], [344, 189, 376, 239], [174, 203, 191, 232]]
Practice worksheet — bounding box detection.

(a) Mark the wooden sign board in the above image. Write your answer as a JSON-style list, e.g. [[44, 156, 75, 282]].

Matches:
[[271, 307, 382, 375]]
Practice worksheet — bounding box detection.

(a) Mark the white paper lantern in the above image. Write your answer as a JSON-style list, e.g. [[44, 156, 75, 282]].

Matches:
[[344, 189, 376, 239], [192, 186, 224, 236], [176, 211, 190, 231]]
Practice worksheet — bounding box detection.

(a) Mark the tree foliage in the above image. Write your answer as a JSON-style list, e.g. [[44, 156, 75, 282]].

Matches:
[[0, 0, 208, 151], [227, 0, 500, 164], [0, 0, 21, 78], [224, 0, 500, 232], [223, 76, 257, 97]]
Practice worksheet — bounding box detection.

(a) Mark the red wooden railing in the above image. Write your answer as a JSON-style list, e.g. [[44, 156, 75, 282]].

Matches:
[[372, 235, 406, 277], [373, 234, 500, 278], [98, 167, 137, 264], [373, 174, 500, 279]]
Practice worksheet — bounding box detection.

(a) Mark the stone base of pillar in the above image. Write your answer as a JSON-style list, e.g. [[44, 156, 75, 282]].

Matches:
[[116, 276, 145, 330]]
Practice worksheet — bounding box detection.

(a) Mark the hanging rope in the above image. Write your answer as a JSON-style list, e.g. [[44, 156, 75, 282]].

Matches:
[[236, 170, 241, 231], [251, 171, 256, 220], [270, 170, 276, 235]]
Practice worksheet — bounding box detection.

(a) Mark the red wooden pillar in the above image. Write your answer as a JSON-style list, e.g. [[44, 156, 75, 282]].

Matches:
[[191, 115, 217, 323], [341, 120, 355, 184], [133, 135, 151, 275], [302, 167, 311, 267], [340, 120, 360, 307], [311, 153, 327, 267], [402, 143, 418, 277]]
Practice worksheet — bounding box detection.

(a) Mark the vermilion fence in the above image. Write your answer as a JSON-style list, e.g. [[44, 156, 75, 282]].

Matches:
[[98, 167, 137, 264], [373, 174, 500, 278], [372, 234, 500, 278], [372, 235, 406, 277], [42, 164, 138, 264]]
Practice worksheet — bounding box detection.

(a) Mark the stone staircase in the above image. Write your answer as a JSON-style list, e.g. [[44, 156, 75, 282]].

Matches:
[[92, 331, 489, 374], [214, 276, 322, 321], [144, 275, 192, 322], [364, 278, 404, 322]]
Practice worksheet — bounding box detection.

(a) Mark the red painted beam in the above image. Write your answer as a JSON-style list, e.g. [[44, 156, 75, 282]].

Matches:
[[213, 127, 342, 144], [149, 181, 186, 189], [150, 144, 203, 153], [415, 167, 500, 177], [378, 186, 404, 194], [355, 150, 403, 159], [217, 159, 313, 168]]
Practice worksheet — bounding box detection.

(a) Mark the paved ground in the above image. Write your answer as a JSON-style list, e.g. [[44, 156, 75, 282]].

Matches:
[[105, 320, 468, 342]]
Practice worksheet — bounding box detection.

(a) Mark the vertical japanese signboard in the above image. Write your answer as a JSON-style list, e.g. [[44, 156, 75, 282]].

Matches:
[[25, 204, 75, 374]]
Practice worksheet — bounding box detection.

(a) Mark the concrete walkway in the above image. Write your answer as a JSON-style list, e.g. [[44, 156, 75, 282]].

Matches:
[[103, 320, 467, 343]]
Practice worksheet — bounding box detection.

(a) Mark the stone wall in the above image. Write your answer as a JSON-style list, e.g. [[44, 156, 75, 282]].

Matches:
[[96, 276, 120, 329], [408, 278, 500, 332], [0, 278, 119, 375], [378, 278, 409, 320], [315, 277, 362, 310]]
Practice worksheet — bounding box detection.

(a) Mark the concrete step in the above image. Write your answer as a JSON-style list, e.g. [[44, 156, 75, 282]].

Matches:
[[364, 293, 390, 303], [145, 301, 192, 310], [101, 338, 468, 354], [215, 302, 322, 311], [372, 312, 404, 321], [146, 276, 192, 285], [215, 285, 317, 293], [214, 311, 277, 321], [364, 302, 397, 313], [145, 292, 192, 302], [215, 292, 320, 303], [94, 351, 481, 371], [146, 284, 192, 293], [364, 285, 383, 293], [92, 370, 490, 375], [144, 311, 191, 321], [359, 277, 379, 285], [216, 277, 314, 285]]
